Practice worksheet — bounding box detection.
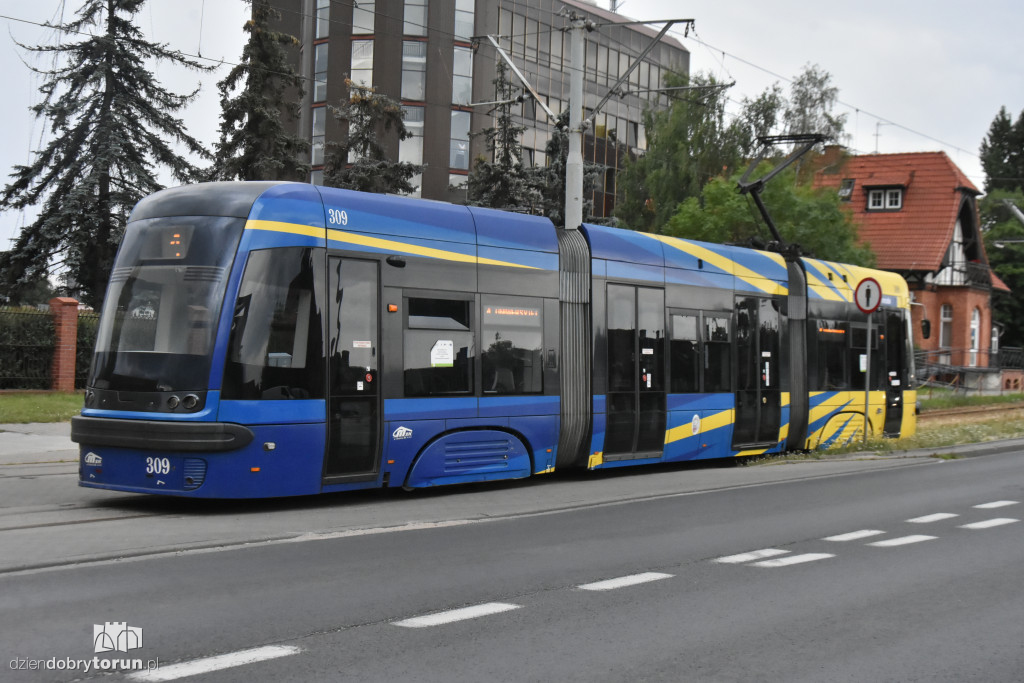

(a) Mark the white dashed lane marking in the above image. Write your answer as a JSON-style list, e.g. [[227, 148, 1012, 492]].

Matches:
[[867, 535, 937, 547], [577, 572, 674, 591], [822, 530, 886, 542], [128, 646, 301, 682], [750, 553, 834, 568], [906, 513, 958, 523], [959, 518, 1019, 530], [974, 500, 1019, 509], [713, 548, 789, 564], [393, 602, 520, 628]]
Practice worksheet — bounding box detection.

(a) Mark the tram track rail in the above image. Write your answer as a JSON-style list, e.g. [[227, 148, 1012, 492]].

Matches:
[[917, 401, 1024, 426]]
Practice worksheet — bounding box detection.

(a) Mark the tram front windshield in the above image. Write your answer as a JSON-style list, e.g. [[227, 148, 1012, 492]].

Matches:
[[90, 216, 245, 393]]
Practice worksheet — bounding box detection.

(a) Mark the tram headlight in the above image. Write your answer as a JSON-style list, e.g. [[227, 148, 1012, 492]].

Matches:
[[182, 394, 200, 410], [167, 395, 180, 409]]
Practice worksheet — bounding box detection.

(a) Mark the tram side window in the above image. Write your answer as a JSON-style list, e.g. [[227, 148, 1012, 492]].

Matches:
[[812, 321, 849, 390], [704, 315, 731, 393], [222, 248, 325, 400], [669, 313, 700, 393], [404, 297, 474, 396], [482, 296, 543, 394], [850, 323, 885, 391]]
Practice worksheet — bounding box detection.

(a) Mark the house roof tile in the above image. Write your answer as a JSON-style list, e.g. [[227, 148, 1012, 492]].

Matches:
[[813, 151, 981, 273]]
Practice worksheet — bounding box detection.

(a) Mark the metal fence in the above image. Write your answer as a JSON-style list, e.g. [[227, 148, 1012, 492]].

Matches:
[[0, 307, 55, 390]]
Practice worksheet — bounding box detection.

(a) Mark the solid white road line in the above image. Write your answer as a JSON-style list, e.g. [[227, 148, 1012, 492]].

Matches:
[[576, 572, 674, 591], [906, 513, 959, 523], [822, 529, 886, 542], [127, 645, 301, 682], [713, 548, 789, 564], [959, 518, 1019, 530], [393, 602, 520, 628], [867, 535, 937, 547], [974, 500, 1019, 509], [751, 553, 834, 568]]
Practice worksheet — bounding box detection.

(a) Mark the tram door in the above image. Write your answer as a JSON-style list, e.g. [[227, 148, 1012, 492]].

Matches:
[[604, 284, 666, 458], [324, 257, 381, 480], [733, 296, 782, 447], [883, 311, 905, 437]]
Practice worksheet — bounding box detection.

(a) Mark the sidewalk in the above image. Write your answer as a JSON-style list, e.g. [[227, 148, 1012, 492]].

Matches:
[[0, 422, 77, 464]]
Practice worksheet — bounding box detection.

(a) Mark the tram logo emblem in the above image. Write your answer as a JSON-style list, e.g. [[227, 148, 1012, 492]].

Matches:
[[93, 622, 143, 653], [392, 426, 413, 440], [84, 452, 102, 466]]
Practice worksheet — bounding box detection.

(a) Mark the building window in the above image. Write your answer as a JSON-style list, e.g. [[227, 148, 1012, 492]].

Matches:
[[316, 0, 330, 39], [838, 178, 855, 201], [454, 0, 474, 41], [450, 110, 470, 170], [399, 106, 424, 197], [350, 40, 373, 87], [352, 0, 374, 34], [886, 188, 903, 209], [313, 43, 328, 102], [868, 187, 902, 210], [452, 46, 473, 106], [970, 307, 981, 367], [404, 0, 427, 37], [402, 41, 427, 101], [311, 106, 326, 166], [939, 303, 953, 364]]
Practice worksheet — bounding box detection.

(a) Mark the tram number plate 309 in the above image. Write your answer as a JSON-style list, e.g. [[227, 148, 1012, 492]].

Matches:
[[145, 456, 171, 475]]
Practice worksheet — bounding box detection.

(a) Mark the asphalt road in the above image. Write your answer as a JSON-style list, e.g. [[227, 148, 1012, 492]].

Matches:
[[1, 435, 1022, 682]]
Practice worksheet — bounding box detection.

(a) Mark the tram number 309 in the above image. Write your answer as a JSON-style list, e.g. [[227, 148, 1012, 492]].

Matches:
[[145, 457, 171, 475], [327, 208, 349, 225]]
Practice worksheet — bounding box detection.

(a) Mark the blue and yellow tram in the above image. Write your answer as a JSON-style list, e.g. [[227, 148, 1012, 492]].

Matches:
[[73, 182, 916, 497]]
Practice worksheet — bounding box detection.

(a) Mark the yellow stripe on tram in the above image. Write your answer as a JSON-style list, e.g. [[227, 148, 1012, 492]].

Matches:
[[245, 220, 539, 270]]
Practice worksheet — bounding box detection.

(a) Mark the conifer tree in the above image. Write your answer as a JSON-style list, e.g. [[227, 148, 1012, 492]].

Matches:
[[323, 82, 422, 194], [0, 0, 211, 308], [210, 0, 308, 181], [529, 110, 601, 227], [465, 62, 541, 212], [980, 106, 1024, 194]]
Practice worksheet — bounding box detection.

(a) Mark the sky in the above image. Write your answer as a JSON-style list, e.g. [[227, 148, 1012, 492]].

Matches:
[[2, 0, 1023, 250]]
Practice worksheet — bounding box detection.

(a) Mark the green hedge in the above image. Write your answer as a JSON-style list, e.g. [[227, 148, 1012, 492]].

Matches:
[[0, 307, 55, 390]]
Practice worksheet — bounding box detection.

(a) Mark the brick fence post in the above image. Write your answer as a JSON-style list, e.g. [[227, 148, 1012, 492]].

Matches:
[[49, 297, 79, 392]]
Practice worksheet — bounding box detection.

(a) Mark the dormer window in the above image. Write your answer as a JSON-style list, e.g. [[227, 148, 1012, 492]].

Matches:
[[838, 178, 855, 201], [867, 187, 903, 211], [886, 188, 902, 209]]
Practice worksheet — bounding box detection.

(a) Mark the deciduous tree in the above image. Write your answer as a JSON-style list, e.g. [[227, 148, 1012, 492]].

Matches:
[[665, 167, 875, 266], [614, 72, 743, 233], [783, 63, 847, 142], [981, 189, 1024, 347]]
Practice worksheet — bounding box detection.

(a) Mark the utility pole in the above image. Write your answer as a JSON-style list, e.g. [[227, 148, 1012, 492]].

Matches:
[[485, 13, 689, 231], [564, 14, 589, 231]]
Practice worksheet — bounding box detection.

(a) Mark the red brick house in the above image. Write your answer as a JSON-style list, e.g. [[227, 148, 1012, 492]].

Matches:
[[813, 150, 1009, 381]]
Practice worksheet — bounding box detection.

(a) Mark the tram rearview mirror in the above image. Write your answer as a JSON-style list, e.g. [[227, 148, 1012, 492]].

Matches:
[[921, 319, 931, 339]]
